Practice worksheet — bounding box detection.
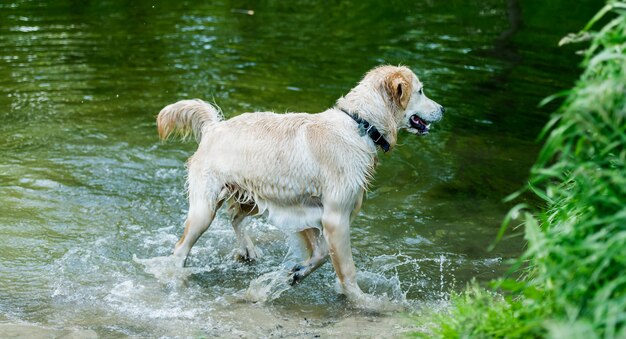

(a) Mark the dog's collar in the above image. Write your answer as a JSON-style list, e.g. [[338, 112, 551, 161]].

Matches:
[[338, 107, 390, 152]]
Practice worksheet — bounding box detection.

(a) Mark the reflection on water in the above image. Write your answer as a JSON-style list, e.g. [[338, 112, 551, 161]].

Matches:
[[0, 0, 600, 336]]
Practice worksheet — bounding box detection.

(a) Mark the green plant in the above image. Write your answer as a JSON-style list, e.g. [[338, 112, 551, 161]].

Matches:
[[521, 2, 626, 337], [420, 282, 543, 339], [418, 2, 626, 338]]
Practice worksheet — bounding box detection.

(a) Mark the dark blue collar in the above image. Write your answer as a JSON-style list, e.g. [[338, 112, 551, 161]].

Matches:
[[338, 107, 390, 152]]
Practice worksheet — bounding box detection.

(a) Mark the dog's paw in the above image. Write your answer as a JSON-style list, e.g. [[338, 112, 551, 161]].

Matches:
[[289, 264, 307, 286], [234, 247, 260, 263]]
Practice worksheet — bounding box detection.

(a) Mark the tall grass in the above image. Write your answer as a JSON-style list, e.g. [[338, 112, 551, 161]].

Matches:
[[418, 2, 626, 338], [522, 1, 626, 336]]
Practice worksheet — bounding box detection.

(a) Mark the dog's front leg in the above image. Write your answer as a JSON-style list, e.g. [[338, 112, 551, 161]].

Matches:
[[290, 228, 328, 285], [322, 205, 364, 300]]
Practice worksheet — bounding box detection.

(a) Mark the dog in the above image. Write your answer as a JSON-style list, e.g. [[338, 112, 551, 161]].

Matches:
[[156, 65, 444, 301]]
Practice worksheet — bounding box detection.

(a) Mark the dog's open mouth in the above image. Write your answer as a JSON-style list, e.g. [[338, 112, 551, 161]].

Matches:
[[409, 114, 430, 135]]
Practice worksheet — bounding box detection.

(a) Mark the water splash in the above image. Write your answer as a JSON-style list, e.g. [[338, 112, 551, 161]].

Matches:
[[243, 267, 293, 303], [132, 255, 211, 288], [364, 252, 461, 302], [357, 271, 405, 302], [438, 254, 448, 301]]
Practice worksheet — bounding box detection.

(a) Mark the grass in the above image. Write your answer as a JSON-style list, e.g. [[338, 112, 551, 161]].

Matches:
[[417, 2, 626, 338]]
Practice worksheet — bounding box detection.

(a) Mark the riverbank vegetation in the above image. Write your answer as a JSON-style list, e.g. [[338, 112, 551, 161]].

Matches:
[[419, 2, 626, 338]]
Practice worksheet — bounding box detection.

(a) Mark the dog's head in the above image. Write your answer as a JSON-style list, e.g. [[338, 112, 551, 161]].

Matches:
[[381, 66, 444, 136], [339, 66, 444, 150]]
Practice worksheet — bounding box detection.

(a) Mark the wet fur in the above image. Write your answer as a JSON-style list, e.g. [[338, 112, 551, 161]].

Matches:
[[157, 65, 444, 301]]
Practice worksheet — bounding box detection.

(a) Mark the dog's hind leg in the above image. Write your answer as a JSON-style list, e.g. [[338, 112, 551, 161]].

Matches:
[[172, 173, 220, 267], [290, 228, 328, 285], [227, 201, 262, 263], [173, 204, 216, 267]]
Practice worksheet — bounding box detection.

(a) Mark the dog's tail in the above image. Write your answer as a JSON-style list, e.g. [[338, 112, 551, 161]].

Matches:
[[157, 99, 224, 143]]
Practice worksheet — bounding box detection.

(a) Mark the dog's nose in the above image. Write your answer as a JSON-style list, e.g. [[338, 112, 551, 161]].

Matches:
[[440, 105, 445, 114]]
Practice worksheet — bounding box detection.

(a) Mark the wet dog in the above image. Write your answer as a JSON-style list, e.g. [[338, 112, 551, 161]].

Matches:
[[156, 65, 444, 301]]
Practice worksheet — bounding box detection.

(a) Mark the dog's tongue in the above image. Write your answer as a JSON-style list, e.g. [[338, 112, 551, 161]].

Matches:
[[410, 115, 428, 131]]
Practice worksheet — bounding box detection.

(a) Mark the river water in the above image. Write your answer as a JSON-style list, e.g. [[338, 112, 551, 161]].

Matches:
[[0, 0, 601, 337]]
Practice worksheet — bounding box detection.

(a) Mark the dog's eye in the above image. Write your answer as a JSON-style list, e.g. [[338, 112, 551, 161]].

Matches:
[[418, 88, 423, 95]]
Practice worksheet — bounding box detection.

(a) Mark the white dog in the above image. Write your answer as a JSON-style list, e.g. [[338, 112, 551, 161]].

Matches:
[[157, 65, 444, 301]]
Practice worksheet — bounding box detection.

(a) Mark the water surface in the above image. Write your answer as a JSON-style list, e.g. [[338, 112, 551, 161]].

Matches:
[[0, 0, 601, 336]]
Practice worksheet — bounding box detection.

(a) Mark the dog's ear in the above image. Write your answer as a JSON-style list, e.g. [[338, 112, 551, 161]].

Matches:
[[385, 70, 412, 110]]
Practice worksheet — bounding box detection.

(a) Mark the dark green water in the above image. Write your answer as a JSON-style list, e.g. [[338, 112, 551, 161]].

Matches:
[[0, 0, 601, 336]]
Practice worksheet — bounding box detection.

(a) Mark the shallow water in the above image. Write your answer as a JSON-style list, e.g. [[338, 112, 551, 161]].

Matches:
[[0, 0, 601, 337]]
